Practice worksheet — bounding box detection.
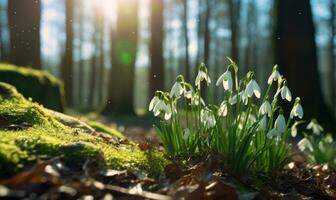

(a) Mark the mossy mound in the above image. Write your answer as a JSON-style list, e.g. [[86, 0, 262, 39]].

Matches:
[[0, 82, 167, 178], [0, 63, 65, 112]]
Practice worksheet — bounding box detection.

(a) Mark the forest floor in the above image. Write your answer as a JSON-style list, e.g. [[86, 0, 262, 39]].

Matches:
[[1, 118, 335, 200]]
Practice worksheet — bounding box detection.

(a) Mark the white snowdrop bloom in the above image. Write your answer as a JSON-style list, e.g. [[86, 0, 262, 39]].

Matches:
[[191, 93, 205, 106], [184, 89, 192, 99], [297, 138, 313, 152], [153, 100, 166, 116], [259, 100, 272, 117], [183, 128, 190, 140], [229, 94, 237, 105], [267, 128, 279, 139], [195, 71, 211, 88], [149, 96, 160, 111], [324, 134, 333, 143], [307, 119, 324, 135], [267, 66, 281, 85], [239, 91, 249, 105], [152, 100, 172, 120], [170, 82, 184, 98], [245, 79, 261, 98], [290, 122, 300, 137], [275, 114, 286, 133], [280, 85, 292, 102], [200, 108, 216, 128], [218, 101, 228, 117], [290, 98, 304, 119], [257, 115, 267, 131], [216, 70, 233, 91]]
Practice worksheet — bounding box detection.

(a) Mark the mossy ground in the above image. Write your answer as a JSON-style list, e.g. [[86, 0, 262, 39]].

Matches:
[[0, 82, 167, 178], [0, 63, 65, 111]]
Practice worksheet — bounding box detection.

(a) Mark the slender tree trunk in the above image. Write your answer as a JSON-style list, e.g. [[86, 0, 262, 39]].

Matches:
[[274, 0, 335, 131], [182, 0, 190, 82], [228, 0, 240, 63], [330, 0, 335, 116], [62, 0, 74, 107], [97, 13, 105, 105], [88, 11, 99, 108], [196, 0, 204, 79], [7, 0, 41, 68], [103, 0, 138, 115], [149, 0, 164, 97], [201, 0, 210, 100], [77, 3, 85, 108]]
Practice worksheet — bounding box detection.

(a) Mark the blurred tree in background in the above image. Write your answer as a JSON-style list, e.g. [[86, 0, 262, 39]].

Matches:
[[0, 0, 334, 130]]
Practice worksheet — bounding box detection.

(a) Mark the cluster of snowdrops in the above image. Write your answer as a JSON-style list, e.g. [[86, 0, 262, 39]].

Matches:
[[149, 58, 336, 173]]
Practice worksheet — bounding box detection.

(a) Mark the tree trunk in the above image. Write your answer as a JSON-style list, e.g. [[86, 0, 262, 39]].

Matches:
[[330, 0, 335, 116], [62, 0, 74, 107], [7, 0, 41, 68], [97, 12, 105, 105], [149, 0, 164, 97], [228, 0, 240, 63], [103, 0, 138, 115], [77, 2, 85, 108], [274, 0, 335, 131], [182, 0, 190, 82], [201, 0, 210, 100]]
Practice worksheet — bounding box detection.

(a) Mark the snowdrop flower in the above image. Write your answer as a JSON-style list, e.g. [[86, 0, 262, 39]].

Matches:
[[267, 65, 281, 85], [229, 91, 248, 105], [297, 138, 313, 152], [280, 85, 292, 102], [191, 92, 205, 106], [149, 96, 160, 111], [218, 101, 228, 117], [257, 115, 267, 131], [184, 89, 192, 99], [290, 97, 303, 119], [275, 114, 286, 133], [152, 100, 173, 120], [307, 119, 324, 135], [183, 128, 190, 140], [245, 79, 261, 98], [290, 121, 301, 137], [170, 81, 184, 98], [200, 108, 216, 128], [195, 64, 211, 88], [259, 100, 272, 117], [216, 70, 233, 91], [267, 128, 279, 139]]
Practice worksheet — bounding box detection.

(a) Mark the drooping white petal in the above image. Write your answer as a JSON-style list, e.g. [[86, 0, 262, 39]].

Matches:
[[297, 138, 313, 152], [291, 122, 299, 137], [170, 82, 184, 98], [200, 108, 216, 129], [229, 94, 237, 105], [195, 71, 211, 88], [290, 103, 304, 119], [307, 120, 324, 135], [245, 80, 261, 98], [267, 128, 279, 139], [149, 96, 160, 111], [218, 101, 228, 117], [252, 80, 261, 98], [259, 100, 272, 117], [239, 91, 249, 105], [184, 90, 192, 99], [257, 115, 267, 131], [245, 80, 254, 97], [183, 128, 190, 140], [275, 114, 286, 133], [281, 86, 292, 102], [215, 73, 225, 86], [267, 70, 281, 85]]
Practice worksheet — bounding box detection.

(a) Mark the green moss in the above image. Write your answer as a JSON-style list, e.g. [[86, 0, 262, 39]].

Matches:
[[0, 83, 168, 178], [87, 121, 124, 139], [0, 63, 65, 111]]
